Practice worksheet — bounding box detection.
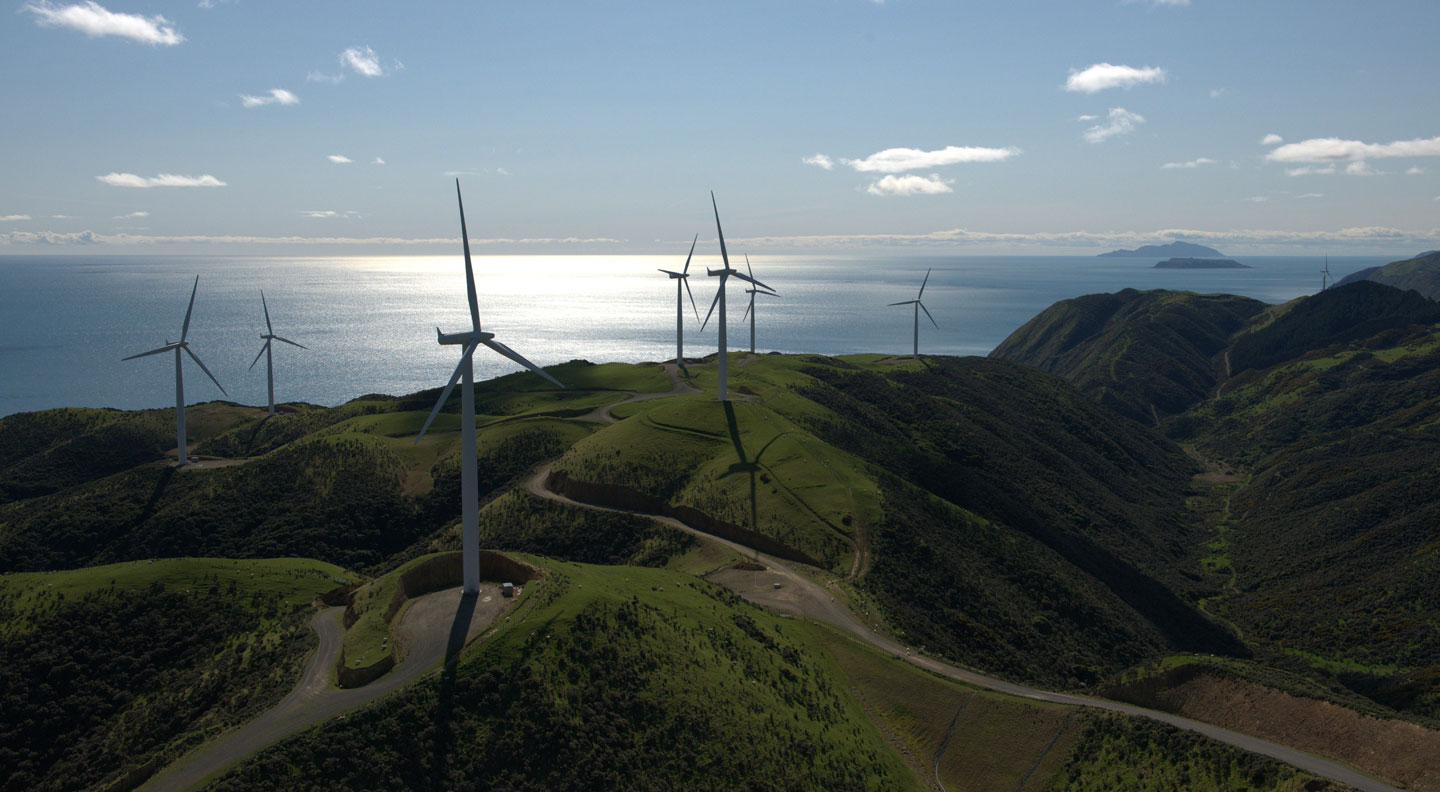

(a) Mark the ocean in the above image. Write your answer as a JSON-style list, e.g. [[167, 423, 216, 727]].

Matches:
[[0, 253, 1396, 417]]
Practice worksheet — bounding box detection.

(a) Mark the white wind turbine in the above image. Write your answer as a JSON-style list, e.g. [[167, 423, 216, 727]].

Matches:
[[657, 234, 700, 370], [415, 180, 564, 594], [740, 255, 779, 354], [122, 275, 228, 467], [1321, 255, 1332, 291], [888, 267, 937, 360], [248, 292, 307, 416], [701, 193, 772, 400]]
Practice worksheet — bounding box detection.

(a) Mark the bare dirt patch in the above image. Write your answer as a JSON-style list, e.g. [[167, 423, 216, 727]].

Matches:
[[1113, 671, 1440, 792]]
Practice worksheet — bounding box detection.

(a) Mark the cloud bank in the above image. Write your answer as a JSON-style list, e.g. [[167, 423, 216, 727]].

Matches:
[[1266, 135, 1440, 163], [96, 173, 226, 188], [844, 145, 1020, 173], [22, 1, 182, 45]]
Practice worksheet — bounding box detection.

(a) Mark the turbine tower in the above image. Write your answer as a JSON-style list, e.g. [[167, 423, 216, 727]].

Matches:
[[656, 234, 699, 371], [122, 275, 228, 467], [741, 255, 779, 355], [415, 180, 564, 594], [1321, 255, 1332, 291], [248, 292, 307, 416], [888, 268, 937, 360], [701, 193, 772, 400]]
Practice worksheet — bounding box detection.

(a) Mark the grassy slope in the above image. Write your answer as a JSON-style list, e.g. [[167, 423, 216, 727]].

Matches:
[[206, 560, 925, 792], [0, 557, 355, 792], [991, 283, 1440, 721]]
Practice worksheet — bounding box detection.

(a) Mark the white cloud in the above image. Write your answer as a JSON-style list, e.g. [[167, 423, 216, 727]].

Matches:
[[1245, 196, 1270, 203], [1161, 157, 1217, 169], [1077, 114, 1098, 121], [843, 145, 1019, 173], [341, 46, 383, 77], [327, 155, 352, 164], [1209, 88, 1227, 99], [802, 153, 834, 170], [50, 214, 74, 219], [1297, 193, 1324, 199], [374, 157, 386, 165], [1261, 133, 1284, 145], [96, 172, 226, 188], [1345, 161, 1384, 176], [113, 210, 149, 219], [1083, 108, 1144, 143], [1406, 166, 1426, 175], [306, 70, 343, 84], [299, 210, 359, 219], [22, 1, 182, 45], [1285, 165, 1335, 176], [0, 215, 31, 222], [866, 174, 953, 196], [496, 167, 509, 175], [239, 88, 299, 108], [1065, 63, 1166, 93], [1266, 135, 1440, 163]]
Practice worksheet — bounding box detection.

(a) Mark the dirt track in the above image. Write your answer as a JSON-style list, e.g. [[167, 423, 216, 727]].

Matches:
[[142, 586, 509, 792]]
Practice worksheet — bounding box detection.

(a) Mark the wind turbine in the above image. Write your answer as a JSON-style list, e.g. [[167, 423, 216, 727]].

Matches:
[[888, 268, 937, 360], [122, 275, 228, 466], [657, 234, 699, 370], [701, 193, 772, 400], [248, 292, 307, 416], [415, 180, 564, 595], [740, 255, 779, 355], [1321, 255, 1332, 291]]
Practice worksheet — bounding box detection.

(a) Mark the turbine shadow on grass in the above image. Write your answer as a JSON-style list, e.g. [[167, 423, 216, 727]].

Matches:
[[721, 402, 786, 561], [429, 589, 478, 791]]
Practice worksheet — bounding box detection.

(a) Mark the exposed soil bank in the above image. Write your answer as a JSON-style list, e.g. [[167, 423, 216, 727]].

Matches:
[[1106, 666, 1440, 792]]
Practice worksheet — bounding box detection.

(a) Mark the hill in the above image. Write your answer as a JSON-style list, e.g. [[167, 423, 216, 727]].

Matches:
[[1334, 250, 1440, 300], [992, 281, 1440, 725], [1099, 241, 1225, 258]]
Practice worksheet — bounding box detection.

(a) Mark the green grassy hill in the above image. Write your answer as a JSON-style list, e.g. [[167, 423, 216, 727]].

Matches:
[[1334, 250, 1440, 300], [0, 557, 355, 792], [992, 281, 1440, 722]]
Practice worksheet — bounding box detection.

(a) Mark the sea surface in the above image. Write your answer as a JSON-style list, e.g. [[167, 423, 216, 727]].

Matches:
[[0, 253, 1396, 417]]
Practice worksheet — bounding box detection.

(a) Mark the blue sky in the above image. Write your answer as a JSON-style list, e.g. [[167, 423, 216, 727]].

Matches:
[[2, 0, 1438, 254]]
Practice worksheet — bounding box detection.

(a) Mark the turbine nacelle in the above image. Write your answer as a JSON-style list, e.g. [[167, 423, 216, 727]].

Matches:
[[437, 327, 497, 346]]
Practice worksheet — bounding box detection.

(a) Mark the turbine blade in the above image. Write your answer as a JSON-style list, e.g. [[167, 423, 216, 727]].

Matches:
[[711, 191, 731, 270], [683, 233, 697, 275], [181, 275, 199, 342], [887, 300, 915, 307], [683, 276, 699, 321], [414, 340, 478, 444], [919, 301, 938, 328], [657, 269, 683, 276], [743, 294, 752, 322], [457, 180, 481, 332], [730, 271, 774, 293], [918, 267, 932, 299], [272, 335, 307, 349], [262, 291, 273, 336], [482, 339, 564, 388], [122, 343, 178, 361], [701, 278, 723, 330], [248, 341, 269, 371], [183, 346, 228, 397], [745, 254, 753, 282]]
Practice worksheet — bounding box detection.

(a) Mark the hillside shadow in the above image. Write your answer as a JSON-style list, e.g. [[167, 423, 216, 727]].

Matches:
[[240, 413, 274, 457], [428, 589, 477, 791]]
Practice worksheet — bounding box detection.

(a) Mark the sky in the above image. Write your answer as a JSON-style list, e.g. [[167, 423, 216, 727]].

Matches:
[[2, 0, 1438, 255]]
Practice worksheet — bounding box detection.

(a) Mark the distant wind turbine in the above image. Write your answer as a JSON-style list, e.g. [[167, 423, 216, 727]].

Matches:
[[888, 268, 937, 360], [1321, 255, 1332, 291], [657, 234, 700, 370], [248, 292, 307, 416], [701, 193, 773, 400], [122, 275, 228, 466], [740, 255, 779, 355], [415, 180, 564, 595]]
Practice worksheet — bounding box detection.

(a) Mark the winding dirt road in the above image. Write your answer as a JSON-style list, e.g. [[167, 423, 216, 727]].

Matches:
[[142, 586, 508, 792], [523, 463, 1403, 792]]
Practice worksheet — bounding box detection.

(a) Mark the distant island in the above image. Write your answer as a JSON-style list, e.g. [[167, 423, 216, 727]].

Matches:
[[1155, 257, 1250, 269], [1099, 241, 1225, 258]]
